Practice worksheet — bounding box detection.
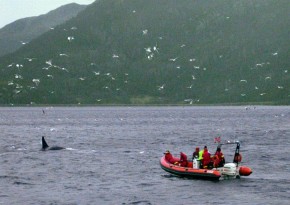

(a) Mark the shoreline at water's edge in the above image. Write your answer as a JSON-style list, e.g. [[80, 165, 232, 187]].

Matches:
[[0, 102, 289, 108]]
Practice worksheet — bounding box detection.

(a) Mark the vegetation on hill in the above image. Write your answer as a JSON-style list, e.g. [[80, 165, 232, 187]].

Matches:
[[0, 3, 87, 57], [0, 0, 289, 105]]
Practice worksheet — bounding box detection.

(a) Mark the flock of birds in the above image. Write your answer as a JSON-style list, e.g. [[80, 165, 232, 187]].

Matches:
[[1, 9, 289, 105]]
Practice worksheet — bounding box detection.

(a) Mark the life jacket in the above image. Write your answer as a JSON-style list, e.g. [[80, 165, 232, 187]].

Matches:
[[213, 151, 224, 166], [198, 150, 204, 160]]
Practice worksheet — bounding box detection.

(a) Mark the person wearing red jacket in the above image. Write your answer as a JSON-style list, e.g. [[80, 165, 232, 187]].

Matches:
[[202, 148, 211, 169], [164, 150, 176, 164], [179, 152, 188, 167]]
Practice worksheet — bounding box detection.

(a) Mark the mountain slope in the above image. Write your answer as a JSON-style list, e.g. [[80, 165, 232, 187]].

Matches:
[[0, 0, 289, 105], [0, 3, 87, 57]]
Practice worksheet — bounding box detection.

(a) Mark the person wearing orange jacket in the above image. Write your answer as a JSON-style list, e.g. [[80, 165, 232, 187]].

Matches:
[[213, 147, 225, 168]]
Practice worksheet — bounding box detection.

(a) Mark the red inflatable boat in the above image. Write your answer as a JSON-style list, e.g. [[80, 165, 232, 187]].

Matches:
[[160, 141, 252, 180]]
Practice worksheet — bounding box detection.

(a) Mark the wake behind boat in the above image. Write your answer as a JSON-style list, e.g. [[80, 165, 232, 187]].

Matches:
[[160, 140, 252, 181]]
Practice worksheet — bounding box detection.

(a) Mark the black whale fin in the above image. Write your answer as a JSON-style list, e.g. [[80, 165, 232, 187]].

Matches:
[[42, 136, 49, 150]]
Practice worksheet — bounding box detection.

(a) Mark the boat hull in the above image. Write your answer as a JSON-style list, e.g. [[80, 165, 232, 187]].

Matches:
[[160, 156, 221, 180]]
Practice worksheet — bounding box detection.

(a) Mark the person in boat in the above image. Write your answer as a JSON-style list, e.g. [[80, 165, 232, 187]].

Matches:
[[198, 146, 209, 167], [164, 150, 176, 164], [192, 147, 200, 160], [198, 146, 206, 160], [179, 152, 188, 167], [202, 147, 211, 169], [213, 147, 225, 168], [234, 153, 242, 163]]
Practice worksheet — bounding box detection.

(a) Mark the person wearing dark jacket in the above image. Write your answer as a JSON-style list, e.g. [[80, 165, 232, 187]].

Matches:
[[192, 147, 200, 160]]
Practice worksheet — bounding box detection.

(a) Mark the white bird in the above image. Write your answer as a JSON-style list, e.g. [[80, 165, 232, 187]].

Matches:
[[260, 93, 266, 96], [180, 44, 186, 48], [184, 99, 193, 104], [93, 71, 100, 75], [192, 75, 196, 80], [47, 75, 53, 79], [79, 77, 86, 81], [272, 52, 278, 56], [169, 57, 178, 62], [256, 63, 264, 67], [14, 90, 21, 94], [71, 27, 77, 30], [8, 81, 14, 86], [189, 58, 195, 62], [24, 58, 36, 62], [265, 76, 271, 80], [15, 74, 23, 79], [240, 79, 247, 83], [142, 29, 148, 35], [7, 63, 15, 67], [67, 36, 74, 42], [112, 54, 119, 58], [157, 84, 165, 90], [144, 47, 152, 53], [16, 84, 23, 89], [60, 67, 69, 72], [187, 84, 193, 89], [255, 86, 259, 90], [193, 66, 200, 69], [277, 86, 284, 89], [16, 64, 23, 69], [147, 53, 154, 60], [46, 60, 52, 66], [42, 66, 50, 70], [241, 94, 246, 96], [32, 79, 40, 86], [59, 53, 69, 57], [153, 44, 159, 53]]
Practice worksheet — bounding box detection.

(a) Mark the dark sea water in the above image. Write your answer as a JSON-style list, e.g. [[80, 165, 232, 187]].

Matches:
[[0, 106, 289, 205]]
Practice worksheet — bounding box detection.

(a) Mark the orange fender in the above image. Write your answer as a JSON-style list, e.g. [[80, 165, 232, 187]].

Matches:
[[239, 166, 252, 176]]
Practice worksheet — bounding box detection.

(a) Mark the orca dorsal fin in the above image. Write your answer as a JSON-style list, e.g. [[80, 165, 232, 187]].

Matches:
[[42, 136, 49, 150]]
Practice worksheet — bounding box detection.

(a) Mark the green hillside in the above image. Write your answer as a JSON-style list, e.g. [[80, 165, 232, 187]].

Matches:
[[0, 3, 87, 57], [0, 0, 289, 105]]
